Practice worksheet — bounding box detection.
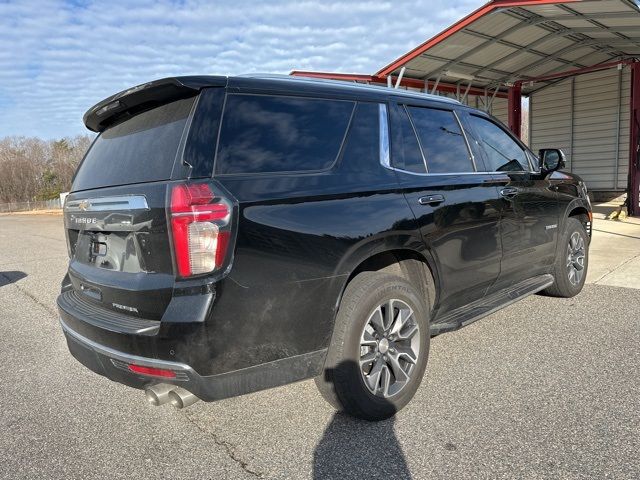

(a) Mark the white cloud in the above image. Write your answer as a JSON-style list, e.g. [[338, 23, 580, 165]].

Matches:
[[0, 0, 483, 138]]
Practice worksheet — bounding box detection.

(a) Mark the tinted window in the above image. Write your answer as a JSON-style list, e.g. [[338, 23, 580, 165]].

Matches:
[[468, 115, 529, 172], [216, 95, 354, 174], [339, 102, 379, 171], [73, 97, 195, 191], [390, 105, 426, 173], [183, 88, 225, 178], [407, 107, 473, 173]]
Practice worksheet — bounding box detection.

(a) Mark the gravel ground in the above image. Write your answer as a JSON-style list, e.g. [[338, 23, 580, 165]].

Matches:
[[0, 214, 638, 479]]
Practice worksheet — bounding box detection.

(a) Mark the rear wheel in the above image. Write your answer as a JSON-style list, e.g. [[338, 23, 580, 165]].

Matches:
[[315, 272, 430, 421], [543, 217, 589, 297]]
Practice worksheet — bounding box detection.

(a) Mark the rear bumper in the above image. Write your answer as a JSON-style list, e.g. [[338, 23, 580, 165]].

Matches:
[[60, 316, 326, 402]]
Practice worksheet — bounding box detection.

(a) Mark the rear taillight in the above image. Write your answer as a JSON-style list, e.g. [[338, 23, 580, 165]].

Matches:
[[170, 183, 231, 278]]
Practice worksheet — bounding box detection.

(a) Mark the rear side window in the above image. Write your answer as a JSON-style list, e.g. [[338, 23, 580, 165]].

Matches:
[[216, 95, 354, 174], [407, 107, 473, 173], [182, 88, 225, 178], [339, 102, 379, 171], [467, 115, 529, 172], [73, 97, 195, 191]]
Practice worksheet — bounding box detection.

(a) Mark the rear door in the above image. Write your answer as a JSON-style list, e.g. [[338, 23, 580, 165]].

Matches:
[[389, 100, 503, 316], [460, 111, 559, 292], [63, 89, 224, 320]]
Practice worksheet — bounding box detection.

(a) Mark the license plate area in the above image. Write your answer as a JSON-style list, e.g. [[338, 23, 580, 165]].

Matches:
[[91, 240, 108, 257], [74, 231, 146, 273]]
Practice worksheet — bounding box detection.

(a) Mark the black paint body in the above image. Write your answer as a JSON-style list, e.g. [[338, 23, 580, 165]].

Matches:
[[58, 76, 592, 401]]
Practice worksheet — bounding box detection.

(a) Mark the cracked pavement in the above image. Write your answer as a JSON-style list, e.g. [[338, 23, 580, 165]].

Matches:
[[0, 214, 638, 479]]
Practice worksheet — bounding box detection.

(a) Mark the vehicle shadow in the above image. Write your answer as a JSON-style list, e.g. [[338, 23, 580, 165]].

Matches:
[[0, 271, 27, 287], [312, 361, 412, 480]]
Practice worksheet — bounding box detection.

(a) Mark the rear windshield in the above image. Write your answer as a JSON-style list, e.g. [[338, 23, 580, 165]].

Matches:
[[72, 97, 195, 191]]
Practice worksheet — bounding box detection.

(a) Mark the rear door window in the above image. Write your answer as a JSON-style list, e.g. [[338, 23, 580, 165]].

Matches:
[[390, 104, 426, 174], [215, 94, 354, 175], [72, 97, 195, 191], [406, 106, 474, 174]]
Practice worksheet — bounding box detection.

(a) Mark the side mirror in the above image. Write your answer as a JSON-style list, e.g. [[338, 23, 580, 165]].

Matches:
[[539, 148, 566, 174]]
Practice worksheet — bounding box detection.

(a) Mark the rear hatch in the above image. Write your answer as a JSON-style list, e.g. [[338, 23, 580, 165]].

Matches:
[[63, 95, 195, 321]]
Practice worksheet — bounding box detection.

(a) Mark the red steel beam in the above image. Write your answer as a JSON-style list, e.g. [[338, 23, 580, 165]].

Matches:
[[290, 70, 508, 98], [628, 62, 640, 217], [507, 84, 522, 138]]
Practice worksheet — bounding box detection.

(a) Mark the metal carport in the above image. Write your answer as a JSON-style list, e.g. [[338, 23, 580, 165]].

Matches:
[[291, 0, 640, 215]]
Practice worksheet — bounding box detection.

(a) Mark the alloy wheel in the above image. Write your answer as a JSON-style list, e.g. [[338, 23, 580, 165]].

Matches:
[[567, 231, 586, 286], [359, 299, 420, 398]]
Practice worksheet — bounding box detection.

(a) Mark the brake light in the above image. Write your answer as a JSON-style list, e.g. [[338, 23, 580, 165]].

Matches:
[[170, 183, 231, 277], [128, 364, 176, 378]]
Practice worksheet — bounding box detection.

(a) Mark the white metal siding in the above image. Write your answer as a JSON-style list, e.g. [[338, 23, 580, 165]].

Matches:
[[463, 94, 508, 125], [530, 78, 573, 170], [530, 66, 630, 190], [490, 97, 508, 126]]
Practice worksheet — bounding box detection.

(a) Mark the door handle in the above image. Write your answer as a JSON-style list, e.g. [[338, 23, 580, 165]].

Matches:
[[418, 194, 445, 205], [500, 187, 519, 199]]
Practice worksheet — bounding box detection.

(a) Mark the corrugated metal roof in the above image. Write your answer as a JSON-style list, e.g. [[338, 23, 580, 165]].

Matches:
[[377, 0, 640, 94]]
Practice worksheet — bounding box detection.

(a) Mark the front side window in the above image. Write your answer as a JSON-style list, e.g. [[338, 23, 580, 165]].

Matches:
[[216, 94, 354, 174], [407, 106, 474, 174], [467, 115, 529, 172]]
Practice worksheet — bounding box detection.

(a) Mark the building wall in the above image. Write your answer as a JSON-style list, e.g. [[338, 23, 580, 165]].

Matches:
[[530, 66, 631, 191]]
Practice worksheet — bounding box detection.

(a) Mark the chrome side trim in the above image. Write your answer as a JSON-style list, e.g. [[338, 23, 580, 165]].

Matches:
[[59, 317, 194, 373], [379, 103, 391, 169], [64, 195, 149, 212]]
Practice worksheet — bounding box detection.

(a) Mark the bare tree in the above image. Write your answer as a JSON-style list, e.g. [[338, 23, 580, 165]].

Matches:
[[0, 135, 93, 203]]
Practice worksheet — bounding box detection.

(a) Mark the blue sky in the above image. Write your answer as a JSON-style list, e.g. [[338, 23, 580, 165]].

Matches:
[[0, 0, 483, 138]]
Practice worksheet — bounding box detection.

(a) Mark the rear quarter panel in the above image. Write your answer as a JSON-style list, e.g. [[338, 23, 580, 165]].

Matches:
[[209, 165, 422, 374]]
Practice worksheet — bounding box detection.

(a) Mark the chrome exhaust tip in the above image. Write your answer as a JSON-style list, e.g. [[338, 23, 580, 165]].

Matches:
[[145, 383, 176, 406], [168, 387, 200, 409]]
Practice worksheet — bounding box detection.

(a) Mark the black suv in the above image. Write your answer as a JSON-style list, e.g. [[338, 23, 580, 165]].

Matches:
[[58, 75, 591, 421]]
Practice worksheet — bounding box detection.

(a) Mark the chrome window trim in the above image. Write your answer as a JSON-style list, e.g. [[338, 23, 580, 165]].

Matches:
[[381, 166, 504, 177], [489, 170, 535, 175], [64, 195, 149, 212], [379, 103, 391, 169]]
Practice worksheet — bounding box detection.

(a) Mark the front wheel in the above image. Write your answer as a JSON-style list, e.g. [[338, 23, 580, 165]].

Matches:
[[315, 272, 430, 421], [543, 217, 589, 298]]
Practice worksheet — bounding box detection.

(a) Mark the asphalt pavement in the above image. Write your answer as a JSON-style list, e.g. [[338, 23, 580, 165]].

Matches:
[[0, 213, 638, 479]]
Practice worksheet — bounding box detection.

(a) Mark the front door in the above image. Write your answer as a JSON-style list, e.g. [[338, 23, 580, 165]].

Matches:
[[461, 112, 559, 292], [388, 101, 503, 316]]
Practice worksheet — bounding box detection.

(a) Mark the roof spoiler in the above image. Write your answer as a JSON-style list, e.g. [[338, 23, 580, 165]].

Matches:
[[83, 76, 227, 132]]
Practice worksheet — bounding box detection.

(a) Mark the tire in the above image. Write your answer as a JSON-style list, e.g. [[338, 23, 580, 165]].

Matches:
[[543, 217, 589, 298], [315, 271, 430, 421]]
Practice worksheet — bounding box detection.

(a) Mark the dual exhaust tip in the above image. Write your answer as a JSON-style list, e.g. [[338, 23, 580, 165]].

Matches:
[[145, 384, 199, 409]]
